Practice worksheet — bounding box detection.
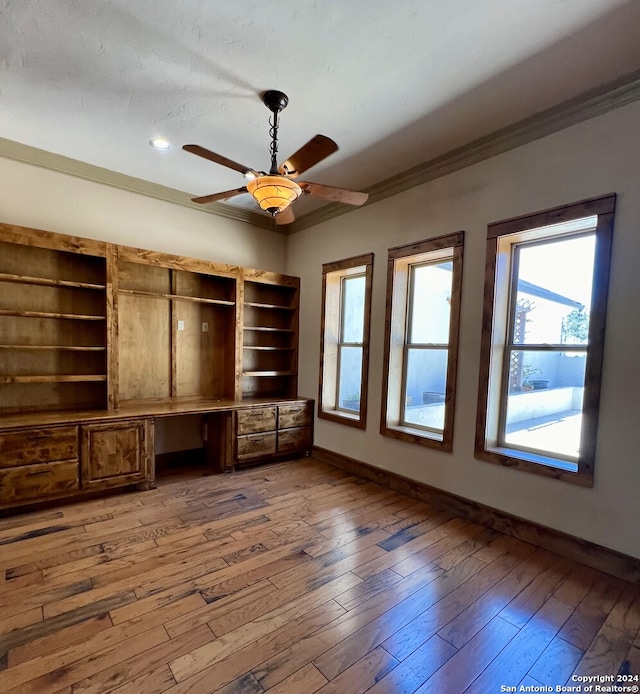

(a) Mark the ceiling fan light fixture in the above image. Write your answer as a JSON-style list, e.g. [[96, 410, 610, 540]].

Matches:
[[246, 175, 302, 215]]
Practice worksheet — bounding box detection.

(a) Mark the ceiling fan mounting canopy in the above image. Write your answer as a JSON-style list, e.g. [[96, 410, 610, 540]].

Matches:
[[262, 89, 289, 114], [182, 89, 368, 225]]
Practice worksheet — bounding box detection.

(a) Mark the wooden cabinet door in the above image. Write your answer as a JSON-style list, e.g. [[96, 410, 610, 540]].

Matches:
[[81, 419, 152, 490]]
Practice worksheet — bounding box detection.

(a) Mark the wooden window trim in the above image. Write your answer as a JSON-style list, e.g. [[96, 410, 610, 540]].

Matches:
[[475, 194, 616, 486], [318, 253, 373, 429], [380, 232, 464, 451]]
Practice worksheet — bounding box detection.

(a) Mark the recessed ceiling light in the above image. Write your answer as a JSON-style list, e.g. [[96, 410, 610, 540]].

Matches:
[[150, 138, 172, 152]]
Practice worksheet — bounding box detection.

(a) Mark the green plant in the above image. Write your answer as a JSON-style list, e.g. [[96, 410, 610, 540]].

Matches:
[[522, 364, 541, 380], [521, 364, 541, 390]]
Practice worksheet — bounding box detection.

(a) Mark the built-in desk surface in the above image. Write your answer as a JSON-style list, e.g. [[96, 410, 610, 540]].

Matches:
[[0, 397, 308, 431]]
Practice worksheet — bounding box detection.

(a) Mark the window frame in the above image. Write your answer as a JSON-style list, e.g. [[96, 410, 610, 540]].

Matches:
[[475, 194, 616, 486], [380, 232, 464, 451], [318, 253, 374, 429]]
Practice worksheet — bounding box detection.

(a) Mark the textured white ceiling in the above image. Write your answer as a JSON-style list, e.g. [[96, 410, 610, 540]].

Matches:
[[2, 0, 640, 219]]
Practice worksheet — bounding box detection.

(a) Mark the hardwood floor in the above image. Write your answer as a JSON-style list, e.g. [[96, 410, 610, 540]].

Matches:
[[0, 457, 638, 694]]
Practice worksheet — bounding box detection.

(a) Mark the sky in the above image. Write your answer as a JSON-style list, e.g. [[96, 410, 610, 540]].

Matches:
[[517, 225, 596, 309]]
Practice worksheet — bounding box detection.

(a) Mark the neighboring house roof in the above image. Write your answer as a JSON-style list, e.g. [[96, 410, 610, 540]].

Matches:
[[518, 279, 584, 309]]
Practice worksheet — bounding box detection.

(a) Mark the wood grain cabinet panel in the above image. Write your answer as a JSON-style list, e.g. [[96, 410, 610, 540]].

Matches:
[[236, 407, 277, 435], [277, 426, 312, 454], [278, 403, 312, 429], [0, 460, 79, 504], [81, 419, 152, 490], [236, 432, 277, 461], [0, 426, 78, 467], [0, 425, 80, 507]]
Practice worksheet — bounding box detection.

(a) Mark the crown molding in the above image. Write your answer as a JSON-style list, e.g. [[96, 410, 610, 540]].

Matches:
[[2, 68, 640, 236], [289, 68, 640, 233], [0, 137, 275, 231]]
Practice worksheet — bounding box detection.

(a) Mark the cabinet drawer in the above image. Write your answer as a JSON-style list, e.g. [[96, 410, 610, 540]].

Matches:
[[236, 407, 277, 435], [236, 432, 277, 461], [0, 460, 79, 504], [277, 426, 312, 454], [278, 403, 312, 430], [0, 426, 79, 468]]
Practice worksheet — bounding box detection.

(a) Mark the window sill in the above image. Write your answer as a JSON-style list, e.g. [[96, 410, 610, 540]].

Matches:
[[489, 446, 578, 472], [318, 409, 366, 429], [381, 423, 451, 451], [476, 444, 592, 487]]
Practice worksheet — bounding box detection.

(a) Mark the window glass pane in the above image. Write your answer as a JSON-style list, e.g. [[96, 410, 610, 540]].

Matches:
[[513, 235, 594, 346], [338, 346, 363, 411], [504, 348, 586, 459], [403, 348, 448, 431], [341, 275, 365, 343], [409, 262, 452, 344]]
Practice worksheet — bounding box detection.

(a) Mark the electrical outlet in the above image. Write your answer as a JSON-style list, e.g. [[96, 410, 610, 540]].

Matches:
[[177, 320, 185, 331], [201, 322, 209, 333]]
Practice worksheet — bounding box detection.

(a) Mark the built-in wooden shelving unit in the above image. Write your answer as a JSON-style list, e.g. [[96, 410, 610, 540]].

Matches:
[[241, 271, 300, 399], [0, 235, 108, 414], [0, 222, 310, 512]]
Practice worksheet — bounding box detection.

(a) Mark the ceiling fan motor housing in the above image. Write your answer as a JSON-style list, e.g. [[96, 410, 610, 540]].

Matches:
[[262, 90, 289, 113]]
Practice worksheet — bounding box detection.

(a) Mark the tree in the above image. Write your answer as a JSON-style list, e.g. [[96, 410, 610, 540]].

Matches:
[[561, 309, 589, 343]]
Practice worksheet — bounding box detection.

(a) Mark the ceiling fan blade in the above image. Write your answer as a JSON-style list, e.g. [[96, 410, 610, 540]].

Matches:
[[183, 144, 257, 177], [191, 187, 248, 204], [300, 182, 368, 206], [275, 206, 296, 226], [278, 135, 338, 177]]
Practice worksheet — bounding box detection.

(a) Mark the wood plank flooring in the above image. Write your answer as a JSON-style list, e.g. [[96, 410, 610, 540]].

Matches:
[[0, 458, 638, 693]]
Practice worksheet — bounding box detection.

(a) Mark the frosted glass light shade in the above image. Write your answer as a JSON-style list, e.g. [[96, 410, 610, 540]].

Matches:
[[246, 175, 302, 215]]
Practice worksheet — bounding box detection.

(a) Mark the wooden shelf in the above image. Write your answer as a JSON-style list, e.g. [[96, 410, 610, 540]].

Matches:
[[243, 371, 296, 377], [244, 301, 295, 311], [119, 289, 234, 306], [244, 326, 295, 333], [0, 309, 105, 321], [0, 345, 106, 351], [0, 375, 107, 384], [0, 272, 106, 291], [243, 346, 294, 351]]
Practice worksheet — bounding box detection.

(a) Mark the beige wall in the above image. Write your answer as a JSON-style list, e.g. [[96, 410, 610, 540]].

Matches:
[[287, 100, 640, 559], [0, 157, 287, 270]]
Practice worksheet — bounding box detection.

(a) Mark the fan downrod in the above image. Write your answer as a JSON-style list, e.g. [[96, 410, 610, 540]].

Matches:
[[262, 90, 289, 114]]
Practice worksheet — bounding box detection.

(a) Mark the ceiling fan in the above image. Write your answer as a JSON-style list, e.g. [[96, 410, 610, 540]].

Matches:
[[183, 90, 368, 225]]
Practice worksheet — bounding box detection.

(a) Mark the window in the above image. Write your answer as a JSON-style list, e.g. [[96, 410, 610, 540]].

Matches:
[[319, 253, 373, 428], [381, 232, 464, 450], [475, 195, 616, 485]]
